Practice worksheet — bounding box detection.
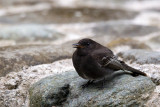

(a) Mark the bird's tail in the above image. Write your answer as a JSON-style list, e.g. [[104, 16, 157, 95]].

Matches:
[[122, 63, 147, 76]]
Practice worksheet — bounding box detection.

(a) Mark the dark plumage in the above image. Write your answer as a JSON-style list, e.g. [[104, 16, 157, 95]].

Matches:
[[72, 38, 147, 87]]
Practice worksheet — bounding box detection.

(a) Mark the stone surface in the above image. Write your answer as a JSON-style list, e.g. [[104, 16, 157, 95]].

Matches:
[[145, 85, 160, 107], [29, 70, 155, 107], [120, 63, 160, 86], [0, 59, 74, 107], [118, 49, 160, 64], [0, 43, 74, 77], [0, 25, 64, 42], [106, 37, 151, 50]]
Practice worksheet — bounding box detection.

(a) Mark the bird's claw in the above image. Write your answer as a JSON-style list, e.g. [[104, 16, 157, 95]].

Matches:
[[131, 73, 139, 77], [97, 78, 106, 89], [81, 80, 94, 89], [81, 84, 89, 89]]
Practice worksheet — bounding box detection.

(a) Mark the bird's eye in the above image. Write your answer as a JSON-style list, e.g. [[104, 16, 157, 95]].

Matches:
[[87, 42, 90, 46]]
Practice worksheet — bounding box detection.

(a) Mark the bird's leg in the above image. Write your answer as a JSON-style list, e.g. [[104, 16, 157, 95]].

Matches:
[[97, 78, 106, 89], [82, 80, 94, 88], [101, 78, 106, 87], [130, 72, 139, 77]]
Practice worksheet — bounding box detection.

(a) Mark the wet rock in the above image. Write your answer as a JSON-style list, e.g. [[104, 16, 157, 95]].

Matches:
[[92, 22, 160, 37], [118, 49, 160, 64], [29, 70, 155, 107], [0, 25, 64, 43]]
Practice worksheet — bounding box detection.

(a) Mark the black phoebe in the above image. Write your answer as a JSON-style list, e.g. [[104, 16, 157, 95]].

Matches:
[[72, 38, 147, 87]]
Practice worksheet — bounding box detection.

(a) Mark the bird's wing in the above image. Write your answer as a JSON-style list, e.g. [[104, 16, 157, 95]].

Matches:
[[101, 55, 125, 70], [90, 48, 147, 76], [92, 50, 125, 71]]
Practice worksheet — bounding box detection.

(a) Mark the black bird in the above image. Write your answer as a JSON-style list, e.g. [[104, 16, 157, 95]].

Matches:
[[72, 38, 147, 87]]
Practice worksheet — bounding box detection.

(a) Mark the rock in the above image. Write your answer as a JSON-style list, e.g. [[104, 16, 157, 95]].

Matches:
[[29, 70, 155, 107], [0, 42, 74, 77], [29, 71, 76, 107], [92, 22, 160, 37], [118, 49, 160, 64], [0, 25, 64, 43], [121, 63, 160, 86], [0, 7, 137, 24], [106, 37, 151, 50], [4, 78, 20, 90], [0, 59, 74, 107], [145, 86, 160, 107], [116, 49, 160, 86]]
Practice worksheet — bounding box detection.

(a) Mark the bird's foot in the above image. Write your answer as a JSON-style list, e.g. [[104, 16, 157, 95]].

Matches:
[[81, 80, 94, 89], [97, 79, 106, 89], [131, 73, 139, 77], [124, 70, 139, 77]]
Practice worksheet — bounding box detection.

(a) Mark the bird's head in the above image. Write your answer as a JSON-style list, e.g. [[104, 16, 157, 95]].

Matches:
[[73, 38, 99, 55]]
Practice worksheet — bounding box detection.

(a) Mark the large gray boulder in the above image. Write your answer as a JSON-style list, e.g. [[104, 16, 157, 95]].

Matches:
[[29, 70, 155, 107]]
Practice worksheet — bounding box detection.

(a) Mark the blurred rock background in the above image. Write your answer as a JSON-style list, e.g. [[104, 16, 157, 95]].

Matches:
[[0, 0, 160, 107]]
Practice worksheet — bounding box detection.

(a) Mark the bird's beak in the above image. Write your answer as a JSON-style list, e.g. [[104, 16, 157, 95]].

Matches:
[[72, 43, 84, 48]]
